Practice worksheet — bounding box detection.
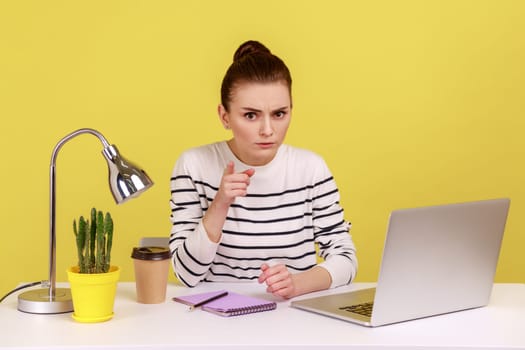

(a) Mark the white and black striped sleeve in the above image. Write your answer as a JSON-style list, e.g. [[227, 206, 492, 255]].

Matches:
[[311, 163, 358, 287], [169, 154, 219, 287]]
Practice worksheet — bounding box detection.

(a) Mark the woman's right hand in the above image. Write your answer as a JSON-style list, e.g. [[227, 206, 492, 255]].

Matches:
[[202, 161, 255, 242], [215, 161, 255, 207]]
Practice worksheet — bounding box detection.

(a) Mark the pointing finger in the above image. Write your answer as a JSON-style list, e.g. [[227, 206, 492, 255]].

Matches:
[[243, 168, 256, 178]]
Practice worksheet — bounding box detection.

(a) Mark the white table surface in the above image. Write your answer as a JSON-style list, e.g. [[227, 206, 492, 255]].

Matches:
[[1, 282, 524, 350]]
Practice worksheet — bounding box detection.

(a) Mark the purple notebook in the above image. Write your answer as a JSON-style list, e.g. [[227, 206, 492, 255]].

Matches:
[[172, 290, 229, 307], [173, 290, 276, 317]]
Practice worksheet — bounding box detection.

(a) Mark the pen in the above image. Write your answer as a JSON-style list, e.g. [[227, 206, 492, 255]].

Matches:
[[189, 291, 228, 311]]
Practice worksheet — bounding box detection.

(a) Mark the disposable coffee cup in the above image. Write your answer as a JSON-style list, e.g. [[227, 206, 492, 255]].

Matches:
[[131, 246, 171, 304]]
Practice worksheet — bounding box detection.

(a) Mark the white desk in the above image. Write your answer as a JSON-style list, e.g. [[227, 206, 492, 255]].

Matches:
[[1, 282, 524, 349]]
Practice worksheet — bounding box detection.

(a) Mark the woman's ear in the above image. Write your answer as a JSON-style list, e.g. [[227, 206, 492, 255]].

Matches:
[[218, 104, 230, 129]]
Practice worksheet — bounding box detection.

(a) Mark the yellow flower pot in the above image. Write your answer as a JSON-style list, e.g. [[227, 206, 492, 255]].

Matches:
[[67, 265, 120, 323]]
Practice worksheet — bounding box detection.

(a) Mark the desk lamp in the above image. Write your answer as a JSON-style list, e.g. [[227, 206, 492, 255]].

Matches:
[[17, 128, 154, 314]]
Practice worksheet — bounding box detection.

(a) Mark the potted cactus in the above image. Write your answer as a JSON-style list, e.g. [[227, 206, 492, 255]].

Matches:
[[67, 208, 121, 323]]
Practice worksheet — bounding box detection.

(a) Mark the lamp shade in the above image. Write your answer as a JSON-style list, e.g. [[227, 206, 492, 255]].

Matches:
[[103, 145, 154, 204]]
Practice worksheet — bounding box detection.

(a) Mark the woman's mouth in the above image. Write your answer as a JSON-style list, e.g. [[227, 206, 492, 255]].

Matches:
[[256, 142, 274, 149]]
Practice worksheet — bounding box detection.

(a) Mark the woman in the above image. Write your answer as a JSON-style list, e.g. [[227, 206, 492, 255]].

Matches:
[[169, 40, 357, 299]]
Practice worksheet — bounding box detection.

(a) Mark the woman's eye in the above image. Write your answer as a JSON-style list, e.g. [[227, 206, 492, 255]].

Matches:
[[244, 112, 257, 120], [274, 111, 286, 118]]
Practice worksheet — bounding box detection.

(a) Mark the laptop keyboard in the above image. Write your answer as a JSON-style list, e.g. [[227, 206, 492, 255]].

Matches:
[[339, 302, 374, 317]]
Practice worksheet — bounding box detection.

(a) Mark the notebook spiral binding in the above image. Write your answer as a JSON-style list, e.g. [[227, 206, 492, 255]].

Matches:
[[226, 303, 277, 316]]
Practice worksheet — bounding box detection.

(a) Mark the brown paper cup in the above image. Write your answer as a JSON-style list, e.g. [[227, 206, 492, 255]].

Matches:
[[131, 246, 171, 304]]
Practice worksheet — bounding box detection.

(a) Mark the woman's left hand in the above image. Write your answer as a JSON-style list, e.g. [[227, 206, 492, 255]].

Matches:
[[258, 263, 297, 299]]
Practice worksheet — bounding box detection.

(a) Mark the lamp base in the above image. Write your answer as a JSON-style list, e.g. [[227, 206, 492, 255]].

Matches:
[[17, 288, 73, 314]]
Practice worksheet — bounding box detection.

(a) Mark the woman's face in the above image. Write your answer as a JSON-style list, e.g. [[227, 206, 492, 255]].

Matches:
[[218, 81, 291, 166]]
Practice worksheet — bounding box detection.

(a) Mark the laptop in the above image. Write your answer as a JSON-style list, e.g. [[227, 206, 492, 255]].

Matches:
[[291, 198, 510, 327]]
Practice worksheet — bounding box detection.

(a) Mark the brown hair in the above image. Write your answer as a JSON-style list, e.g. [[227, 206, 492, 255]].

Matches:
[[220, 40, 292, 111]]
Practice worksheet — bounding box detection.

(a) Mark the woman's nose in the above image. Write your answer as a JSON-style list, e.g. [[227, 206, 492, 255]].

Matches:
[[259, 117, 274, 136]]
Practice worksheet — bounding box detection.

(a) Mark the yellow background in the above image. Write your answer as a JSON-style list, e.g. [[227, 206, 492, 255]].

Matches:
[[1, 0, 524, 298]]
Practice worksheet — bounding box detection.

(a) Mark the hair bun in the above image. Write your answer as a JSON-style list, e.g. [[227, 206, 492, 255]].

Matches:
[[233, 40, 272, 62]]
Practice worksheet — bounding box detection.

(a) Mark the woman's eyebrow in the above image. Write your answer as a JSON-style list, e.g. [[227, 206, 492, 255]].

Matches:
[[241, 107, 262, 112], [240, 106, 289, 113], [272, 106, 290, 112]]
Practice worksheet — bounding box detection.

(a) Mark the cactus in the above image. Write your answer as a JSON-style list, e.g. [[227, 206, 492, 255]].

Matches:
[[89, 208, 97, 270], [73, 208, 114, 274], [73, 217, 87, 273], [104, 212, 113, 272], [95, 211, 104, 273]]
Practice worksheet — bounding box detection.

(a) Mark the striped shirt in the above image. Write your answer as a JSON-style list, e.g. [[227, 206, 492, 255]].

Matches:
[[169, 141, 357, 288]]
